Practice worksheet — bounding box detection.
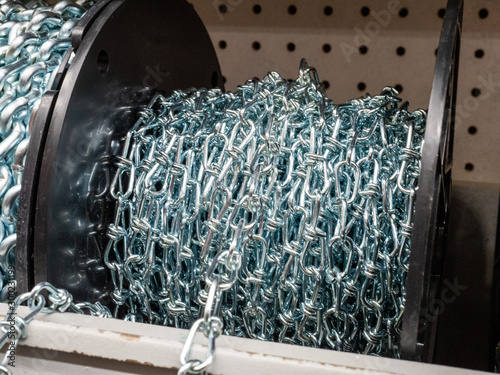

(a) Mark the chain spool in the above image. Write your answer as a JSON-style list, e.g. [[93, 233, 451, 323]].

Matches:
[[0, 0, 95, 301], [103, 61, 427, 359], [15, 0, 223, 304], [0, 0, 461, 370]]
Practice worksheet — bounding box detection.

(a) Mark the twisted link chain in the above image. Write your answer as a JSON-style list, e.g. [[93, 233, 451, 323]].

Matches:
[[179, 221, 243, 375], [0, 0, 93, 299], [106, 59, 426, 360], [0, 281, 110, 374]]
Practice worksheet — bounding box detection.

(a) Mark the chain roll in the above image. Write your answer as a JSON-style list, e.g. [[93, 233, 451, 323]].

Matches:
[[0, 0, 93, 299], [106, 60, 426, 358]]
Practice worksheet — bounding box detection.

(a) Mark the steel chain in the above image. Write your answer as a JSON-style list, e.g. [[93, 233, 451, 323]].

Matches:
[[0, 281, 110, 375], [106, 59, 426, 359], [0, 0, 94, 300]]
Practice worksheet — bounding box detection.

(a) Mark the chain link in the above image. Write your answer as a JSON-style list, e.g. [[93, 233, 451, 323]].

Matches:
[[106, 59, 426, 359], [0, 0, 93, 299], [0, 281, 110, 374], [179, 220, 243, 374]]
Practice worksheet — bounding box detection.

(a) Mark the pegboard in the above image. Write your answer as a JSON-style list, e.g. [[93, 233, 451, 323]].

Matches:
[[190, 0, 500, 185]]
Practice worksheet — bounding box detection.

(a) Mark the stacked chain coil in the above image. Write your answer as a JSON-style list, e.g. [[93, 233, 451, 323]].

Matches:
[[0, 0, 93, 299], [106, 60, 426, 358]]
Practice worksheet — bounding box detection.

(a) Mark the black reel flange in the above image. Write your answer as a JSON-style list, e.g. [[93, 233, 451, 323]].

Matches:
[[16, 0, 223, 305]]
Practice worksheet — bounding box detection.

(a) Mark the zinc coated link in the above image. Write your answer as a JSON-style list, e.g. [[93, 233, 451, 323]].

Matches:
[[0, 280, 110, 374]]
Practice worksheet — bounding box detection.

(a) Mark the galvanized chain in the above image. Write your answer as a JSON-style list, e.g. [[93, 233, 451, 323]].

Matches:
[[106, 59, 426, 359], [178, 220, 244, 375], [0, 280, 110, 375], [0, 0, 93, 300]]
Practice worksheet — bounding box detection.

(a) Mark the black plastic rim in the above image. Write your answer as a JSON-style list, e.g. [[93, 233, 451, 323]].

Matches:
[[401, 0, 463, 362], [17, 0, 223, 305]]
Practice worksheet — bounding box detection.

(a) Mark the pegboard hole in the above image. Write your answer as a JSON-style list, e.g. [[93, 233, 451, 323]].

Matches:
[[358, 82, 366, 91], [361, 6, 370, 17], [395, 84, 403, 93], [475, 49, 484, 58], [288, 5, 297, 15], [252, 41, 261, 50], [287, 42, 296, 52], [396, 47, 406, 56], [211, 71, 218, 88], [322, 80, 330, 89], [359, 45, 368, 54], [465, 163, 474, 171], [253, 4, 262, 14], [323, 44, 331, 53], [479, 8, 489, 19], [435, 48, 439, 56], [97, 50, 109, 75], [468, 126, 477, 135], [399, 7, 408, 18], [219, 40, 227, 49], [219, 4, 227, 14], [471, 88, 481, 97], [324, 6, 333, 16], [222, 76, 227, 84], [438, 8, 445, 18]]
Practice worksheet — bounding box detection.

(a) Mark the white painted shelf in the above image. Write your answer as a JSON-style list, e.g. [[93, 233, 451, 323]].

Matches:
[[0, 305, 489, 375]]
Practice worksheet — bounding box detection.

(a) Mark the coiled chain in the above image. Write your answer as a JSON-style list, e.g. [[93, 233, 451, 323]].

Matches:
[[106, 60, 426, 359], [0, 0, 93, 299]]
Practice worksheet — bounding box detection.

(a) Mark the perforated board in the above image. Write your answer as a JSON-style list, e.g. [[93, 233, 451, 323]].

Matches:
[[190, 0, 500, 184]]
